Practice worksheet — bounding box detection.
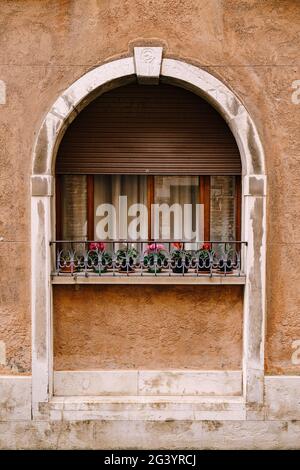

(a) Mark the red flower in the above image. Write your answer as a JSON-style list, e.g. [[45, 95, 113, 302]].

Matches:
[[202, 243, 211, 251], [89, 242, 105, 252], [172, 242, 183, 250]]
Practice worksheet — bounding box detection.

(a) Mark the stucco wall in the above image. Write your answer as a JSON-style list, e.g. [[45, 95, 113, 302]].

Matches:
[[0, 0, 300, 375], [53, 285, 243, 370]]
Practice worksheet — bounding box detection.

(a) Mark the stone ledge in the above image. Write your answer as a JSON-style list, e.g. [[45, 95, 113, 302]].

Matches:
[[39, 395, 246, 422], [51, 274, 246, 285], [1, 419, 300, 449], [1, 375, 300, 426], [53, 370, 242, 397]]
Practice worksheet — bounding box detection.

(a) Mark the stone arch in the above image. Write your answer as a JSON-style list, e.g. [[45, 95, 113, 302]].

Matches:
[[31, 50, 266, 418], [32, 57, 264, 178]]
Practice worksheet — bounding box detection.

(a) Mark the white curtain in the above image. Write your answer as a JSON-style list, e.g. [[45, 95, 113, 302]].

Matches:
[[94, 175, 148, 242], [153, 176, 199, 249]]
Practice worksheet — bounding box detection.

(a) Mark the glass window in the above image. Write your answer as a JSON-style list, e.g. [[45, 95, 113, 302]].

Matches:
[[153, 176, 200, 242], [210, 176, 236, 241], [60, 175, 87, 240], [58, 174, 240, 243]]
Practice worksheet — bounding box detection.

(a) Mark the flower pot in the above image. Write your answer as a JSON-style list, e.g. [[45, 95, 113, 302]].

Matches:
[[59, 264, 78, 273], [171, 257, 190, 273], [218, 259, 233, 273], [93, 266, 108, 274], [118, 266, 135, 273], [195, 266, 211, 273], [195, 258, 211, 273], [172, 265, 189, 274], [145, 260, 163, 273], [147, 267, 163, 274], [118, 259, 136, 273]]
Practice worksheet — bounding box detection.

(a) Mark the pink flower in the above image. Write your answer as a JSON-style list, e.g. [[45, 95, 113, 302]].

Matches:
[[145, 243, 166, 254], [89, 242, 105, 252]]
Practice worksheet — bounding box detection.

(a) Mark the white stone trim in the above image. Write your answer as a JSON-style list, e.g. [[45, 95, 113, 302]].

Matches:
[[31, 196, 53, 408], [51, 274, 246, 285], [265, 376, 300, 420], [242, 192, 266, 418], [54, 371, 139, 397], [243, 174, 267, 197], [134, 47, 163, 84], [31, 175, 54, 197], [53, 370, 242, 397], [2, 417, 300, 449], [43, 395, 246, 422], [4, 375, 300, 427], [31, 53, 266, 420], [0, 376, 31, 421]]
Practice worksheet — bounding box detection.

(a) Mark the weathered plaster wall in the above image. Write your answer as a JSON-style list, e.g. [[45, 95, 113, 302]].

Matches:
[[0, 0, 300, 375], [53, 285, 243, 370]]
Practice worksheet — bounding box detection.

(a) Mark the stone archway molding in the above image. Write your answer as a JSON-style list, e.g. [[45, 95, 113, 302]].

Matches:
[[31, 47, 266, 419]]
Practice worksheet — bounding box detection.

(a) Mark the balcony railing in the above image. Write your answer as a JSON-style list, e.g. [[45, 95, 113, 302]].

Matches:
[[50, 240, 247, 278]]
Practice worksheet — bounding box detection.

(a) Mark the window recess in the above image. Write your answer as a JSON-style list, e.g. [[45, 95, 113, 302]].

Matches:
[[54, 83, 243, 281]]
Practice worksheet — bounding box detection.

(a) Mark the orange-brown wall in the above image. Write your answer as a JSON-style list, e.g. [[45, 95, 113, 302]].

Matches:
[[0, 0, 300, 375], [53, 285, 243, 370]]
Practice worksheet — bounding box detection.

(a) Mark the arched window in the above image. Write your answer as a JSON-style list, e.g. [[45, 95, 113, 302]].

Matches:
[[54, 84, 243, 277]]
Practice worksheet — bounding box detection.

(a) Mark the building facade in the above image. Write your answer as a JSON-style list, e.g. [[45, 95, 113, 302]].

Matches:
[[0, 0, 300, 449]]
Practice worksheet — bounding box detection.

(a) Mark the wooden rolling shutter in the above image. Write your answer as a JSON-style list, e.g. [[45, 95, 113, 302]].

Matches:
[[56, 83, 241, 175]]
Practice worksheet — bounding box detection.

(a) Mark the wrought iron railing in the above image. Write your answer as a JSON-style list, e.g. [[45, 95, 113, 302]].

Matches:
[[50, 240, 247, 278]]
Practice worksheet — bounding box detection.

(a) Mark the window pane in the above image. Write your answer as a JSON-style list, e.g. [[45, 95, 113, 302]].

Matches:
[[94, 175, 147, 240], [210, 176, 236, 241], [154, 176, 200, 242], [61, 175, 87, 240]]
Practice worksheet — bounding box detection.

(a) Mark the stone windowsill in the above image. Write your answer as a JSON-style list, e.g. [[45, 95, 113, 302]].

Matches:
[[51, 273, 246, 285]]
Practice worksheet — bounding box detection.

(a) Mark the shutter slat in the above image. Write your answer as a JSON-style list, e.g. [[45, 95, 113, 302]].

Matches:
[[56, 84, 241, 175]]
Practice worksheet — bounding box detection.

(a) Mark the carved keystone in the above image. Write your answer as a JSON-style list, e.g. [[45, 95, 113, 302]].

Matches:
[[134, 47, 163, 85]]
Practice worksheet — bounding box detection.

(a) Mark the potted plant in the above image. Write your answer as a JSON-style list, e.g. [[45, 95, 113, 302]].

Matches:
[[196, 243, 214, 272], [171, 245, 192, 273], [58, 251, 80, 273], [88, 242, 112, 273], [143, 243, 167, 273], [116, 246, 138, 272]]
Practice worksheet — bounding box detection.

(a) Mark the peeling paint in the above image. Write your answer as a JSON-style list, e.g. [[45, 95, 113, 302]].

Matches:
[[34, 200, 47, 360], [246, 120, 263, 175], [0, 341, 6, 365], [0, 80, 6, 105]]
